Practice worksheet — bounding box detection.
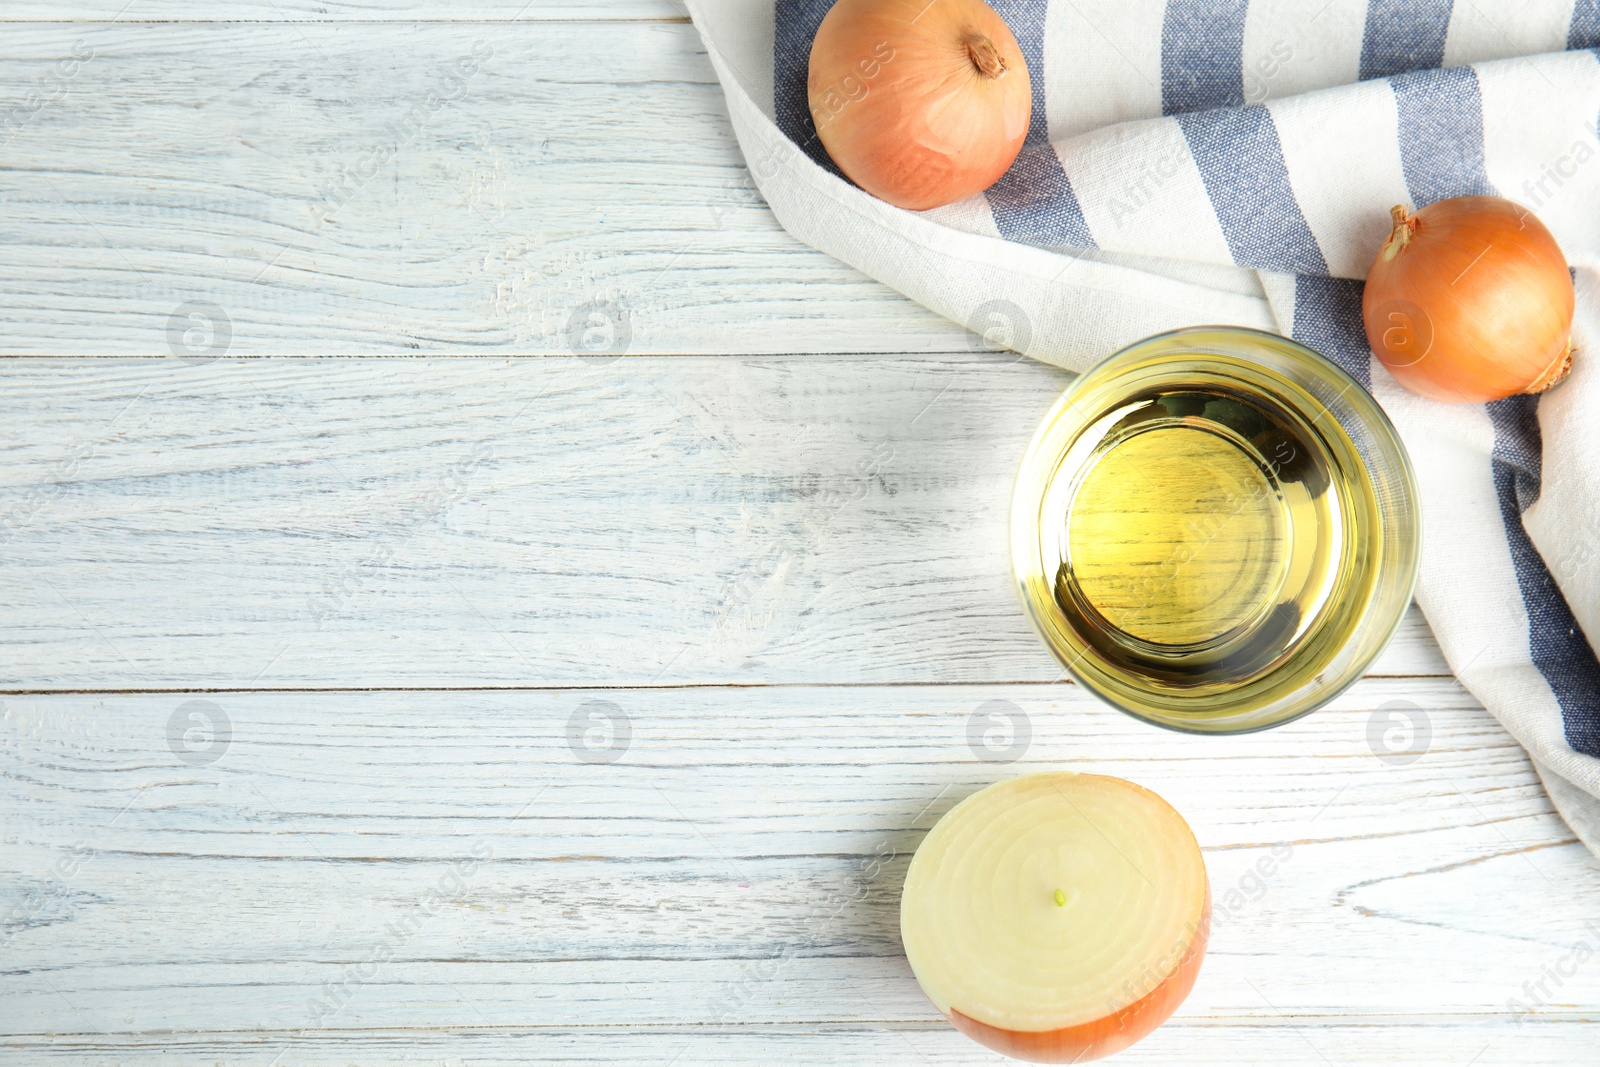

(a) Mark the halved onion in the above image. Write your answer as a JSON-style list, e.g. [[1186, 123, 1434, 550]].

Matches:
[[901, 773, 1210, 1062]]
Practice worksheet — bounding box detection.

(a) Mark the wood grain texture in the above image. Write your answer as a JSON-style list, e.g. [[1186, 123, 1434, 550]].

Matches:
[[0, 20, 977, 356], [6, 10, 1593, 1066], [7, 1024, 1600, 1067], [3, 682, 1595, 1064], [0, 0, 685, 20], [6, 684, 1593, 1062], [0, 356, 1449, 689]]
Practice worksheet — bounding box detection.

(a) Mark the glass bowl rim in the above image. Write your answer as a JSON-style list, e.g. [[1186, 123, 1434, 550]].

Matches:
[[1009, 324, 1422, 735]]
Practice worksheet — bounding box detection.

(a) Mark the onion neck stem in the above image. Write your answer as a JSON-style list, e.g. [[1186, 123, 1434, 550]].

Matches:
[[965, 35, 1006, 79], [1381, 204, 1417, 261]]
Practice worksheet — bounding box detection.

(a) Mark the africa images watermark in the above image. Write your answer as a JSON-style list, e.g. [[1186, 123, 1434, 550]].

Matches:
[[566, 699, 631, 765], [164, 42, 493, 355], [306, 842, 493, 1024], [710, 786, 942, 1025], [305, 439, 496, 628], [1242, 39, 1295, 105], [165, 300, 232, 364], [1106, 139, 1195, 228], [967, 299, 1031, 362], [808, 40, 895, 135], [2, 766, 145, 953], [711, 440, 895, 631], [0, 437, 101, 546], [167, 699, 231, 767], [1519, 130, 1599, 213], [707, 138, 785, 228], [713, 837, 900, 1022], [0, 842, 100, 952], [1366, 699, 1432, 766], [314, 42, 494, 223], [1115, 434, 1300, 629], [1103, 911, 1208, 1016], [707, 40, 892, 227], [1507, 919, 1600, 1022], [0, 42, 95, 147], [8, 700, 232, 950], [1107, 33, 1304, 228], [564, 298, 631, 364], [967, 699, 1032, 763], [1210, 842, 1295, 928]]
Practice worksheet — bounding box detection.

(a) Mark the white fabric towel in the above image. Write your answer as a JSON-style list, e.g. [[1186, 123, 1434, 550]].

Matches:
[[687, 0, 1600, 853]]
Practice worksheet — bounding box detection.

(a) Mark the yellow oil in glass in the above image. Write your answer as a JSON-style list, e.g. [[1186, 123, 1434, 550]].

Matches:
[[1067, 423, 1293, 648], [1023, 358, 1383, 723]]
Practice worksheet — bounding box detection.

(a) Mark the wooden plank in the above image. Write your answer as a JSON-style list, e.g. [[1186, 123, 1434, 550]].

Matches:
[[2, 682, 1593, 1059], [3, 1022, 1597, 1066], [0, 20, 976, 356], [0, 1, 686, 20], [0, 357, 1449, 688]]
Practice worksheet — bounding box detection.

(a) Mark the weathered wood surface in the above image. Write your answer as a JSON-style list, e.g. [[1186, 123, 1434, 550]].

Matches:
[[1, 1, 684, 19], [4, 683, 1596, 1064], [7, 1025, 1598, 1066], [0, 20, 975, 356], [0, 357, 1448, 689], [2, 7, 1595, 1067]]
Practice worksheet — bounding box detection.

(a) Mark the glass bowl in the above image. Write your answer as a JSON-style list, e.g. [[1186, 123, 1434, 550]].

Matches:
[[1010, 326, 1420, 734]]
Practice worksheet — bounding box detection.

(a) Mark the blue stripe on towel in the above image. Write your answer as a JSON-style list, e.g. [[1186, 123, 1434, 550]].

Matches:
[[1175, 106, 1329, 274], [1392, 67, 1600, 757], [1487, 397, 1600, 757], [772, 0, 839, 173], [1290, 276, 1370, 385], [1360, 0, 1455, 81], [1391, 67, 1495, 206], [1161, 0, 1249, 114], [985, 0, 1094, 245], [986, 144, 1098, 249], [1570, 0, 1600, 49], [988, 0, 1050, 144]]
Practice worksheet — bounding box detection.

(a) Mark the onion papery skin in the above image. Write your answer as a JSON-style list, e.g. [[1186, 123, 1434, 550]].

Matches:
[[1362, 196, 1575, 404], [900, 773, 1210, 1064], [807, 0, 1031, 211], [949, 889, 1210, 1063]]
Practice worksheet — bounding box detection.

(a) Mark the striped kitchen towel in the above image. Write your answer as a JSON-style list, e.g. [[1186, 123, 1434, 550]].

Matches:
[[687, 0, 1600, 853]]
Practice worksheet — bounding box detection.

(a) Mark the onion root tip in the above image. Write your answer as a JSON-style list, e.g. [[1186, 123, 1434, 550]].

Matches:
[[1526, 341, 1575, 395]]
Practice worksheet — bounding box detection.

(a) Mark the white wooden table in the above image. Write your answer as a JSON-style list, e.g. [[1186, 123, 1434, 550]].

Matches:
[[3, 4, 1597, 1064]]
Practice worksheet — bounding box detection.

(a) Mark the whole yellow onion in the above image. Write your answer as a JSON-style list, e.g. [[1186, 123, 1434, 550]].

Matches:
[[807, 0, 1031, 211], [1363, 196, 1575, 404]]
